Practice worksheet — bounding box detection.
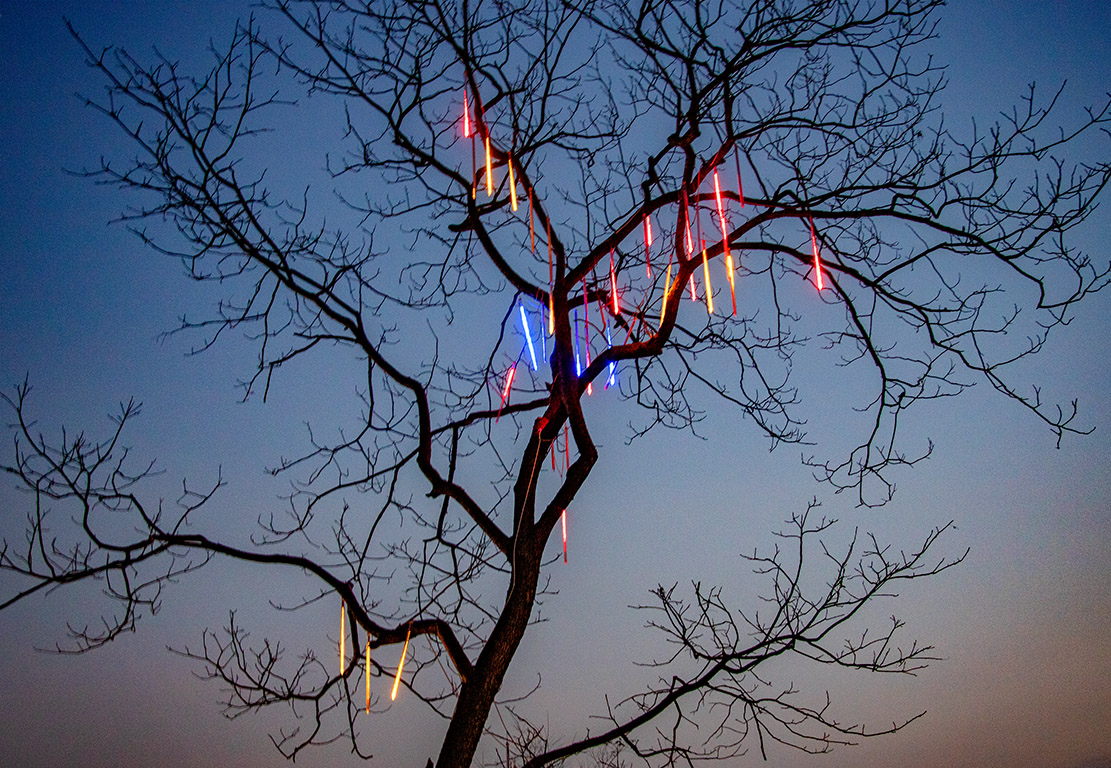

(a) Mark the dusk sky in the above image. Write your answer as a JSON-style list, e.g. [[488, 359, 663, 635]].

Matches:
[[1, 2, 1109, 767]]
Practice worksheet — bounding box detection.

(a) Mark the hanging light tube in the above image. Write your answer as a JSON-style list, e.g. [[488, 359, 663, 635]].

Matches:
[[610, 250, 619, 315], [561, 510, 568, 564], [485, 134, 494, 198], [701, 240, 714, 315], [365, 640, 371, 713], [497, 364, 516, 422], [519, 303, 538, 371], [605, 324, 617, 388], [810, 216, 824, 290], [508, 154, 518, 211], [340, 602, 345, 676], [463, 90, 471, 138], [390, 625, 411, 701]]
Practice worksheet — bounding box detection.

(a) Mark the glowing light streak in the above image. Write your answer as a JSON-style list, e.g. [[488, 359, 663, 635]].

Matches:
[[548, 292, 555, 336], [471, 132, 477, 200], [610, 250, 619, 315], [340, 603, 345, 675], [725, 249, 737, 316], [644, 214, 653, 278], [701, 240, 714, 315], [605, 324, 616, 388], [663, 262, 672, 306], [573, 309, 582, 379], [485, 135, 493, 197], [463, 90, 471, 138], [539, 301, 547, 361], [508, 155, 518, 211], [497, 364, 516, 422], [714, 169, 731, 260], [365, 640, 371, 713], [689, 274, 697, 302], [810, 216, 824, 290], [561, 510, 567, 563], [519, 303, 538, 370], [390, 625, 411, 701]]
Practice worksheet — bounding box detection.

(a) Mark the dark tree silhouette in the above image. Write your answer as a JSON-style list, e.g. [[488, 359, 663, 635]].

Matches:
[[3, 1, 1108, 766]]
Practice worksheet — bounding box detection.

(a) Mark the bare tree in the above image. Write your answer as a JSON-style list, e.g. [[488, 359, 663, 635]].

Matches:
[[3, 1, 1108, 766]]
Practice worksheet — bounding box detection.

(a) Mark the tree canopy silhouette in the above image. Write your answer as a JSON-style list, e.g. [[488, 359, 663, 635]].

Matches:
[[3, 1, 1108, 766]]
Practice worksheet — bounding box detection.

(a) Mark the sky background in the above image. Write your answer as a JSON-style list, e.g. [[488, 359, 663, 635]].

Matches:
[[1, 2, 1109, 767]]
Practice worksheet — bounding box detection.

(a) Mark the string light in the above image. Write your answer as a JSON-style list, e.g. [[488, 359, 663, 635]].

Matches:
[[810, 216, 824, 290], [365, 640, 371, 714], [485, 134, 494, 198], [390, 625, 411, 701], [561, 509, 568, 563], [519, 303, 538, 371], [610, 250, 619, 315], [462, 90, 471, 138], [340, 602, 345, 676], [497, 364, 516, 422], [701, 239, 714, 315], [508, 154, 518, 212], [644, 213, 653, 278]]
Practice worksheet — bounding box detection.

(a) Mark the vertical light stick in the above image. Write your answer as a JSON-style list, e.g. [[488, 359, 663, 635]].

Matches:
[[583, 279, 592, 396], [810, 216, 824, 290], [365, 640, 371, 713], [497, 364, 516, 422], [519, 303, 538, 371], [561, 510, 567, 563], [508, 155, 518, 211], [390, 625, 411, 701], [605, 324, 617, 388], [463, 90, 471, 138], [340, 602, 345, 675], [701, 239, 714, 315], [714, 169, 736, 315], [485, 134, 493, 198], [610, 250, 619, 315], [644, 213, 653, 278]]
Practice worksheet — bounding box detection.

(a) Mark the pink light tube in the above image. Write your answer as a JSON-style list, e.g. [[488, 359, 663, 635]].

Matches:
[[561, 509, 567, 564], [610, 250, 619, 315]]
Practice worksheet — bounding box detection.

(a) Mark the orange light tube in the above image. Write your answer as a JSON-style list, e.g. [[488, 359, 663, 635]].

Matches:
[[725, 250, 737, 315], [340, 603, 345, 675], [714, 169, 731, 259], [810, 217, 824, 290], [508, 155, 518, 211], [390, 625, 411, 701], [365, 640, 371, 713], [485, 135, 493, 198], [701, 241, 714, 315], [463, 90, 471, 138]]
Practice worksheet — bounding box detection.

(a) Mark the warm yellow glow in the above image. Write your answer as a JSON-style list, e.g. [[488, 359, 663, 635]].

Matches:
[[365, 640, 371, 713], [714, 169, 731, 260], [485, 136, 493, 197], [702, 245, 713, 315], [340, 603, 345, 676], [725, 250, 737, 316], [463, 90, 471, 138], [548, 292, 555, 336], [390, 626, 411, 702], [508, 155, 518, 211]]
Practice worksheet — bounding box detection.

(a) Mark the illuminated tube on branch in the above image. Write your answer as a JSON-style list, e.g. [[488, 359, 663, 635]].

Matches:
[[365, 640, 371, 713], [340, 603, 345, 675], [610, 250, 619, 315], [810, 216, 824, 290], [462, 90, 471, 138], [643, 213, 653, 278], [485, 135, 493, 198], [714, 169, 736, 314], [496, 364, 516, 422], [390, 625, 411, 701], [561, 510, 567, 563], [701, 240, 714, 315], [508, 155, 518, 211], [605, 324, 616, 388], [519, 303, 538, 371]]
